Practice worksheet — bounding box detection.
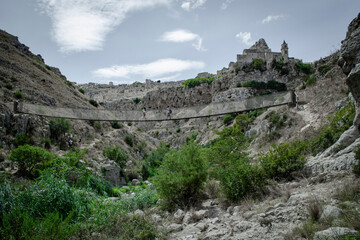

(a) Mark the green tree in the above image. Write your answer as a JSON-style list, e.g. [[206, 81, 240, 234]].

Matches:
[[152, 143, 208, 210], [103, 146, 128, 168], [49, 118, 70, 140], [9, 145, 54, 178]]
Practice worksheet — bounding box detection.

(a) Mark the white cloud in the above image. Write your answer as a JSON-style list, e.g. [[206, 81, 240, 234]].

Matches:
[[235, 32, 254, 46], [159, 29, 206, 51], [262, 14, 284, 24], [37, 0, 171, 53], [180, 0, 207, 11], [92, 58, 205, 80], [221, 0, 234, 10]]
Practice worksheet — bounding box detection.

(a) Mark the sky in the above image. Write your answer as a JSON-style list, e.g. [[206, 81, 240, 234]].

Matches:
[[0, 0, 359, 85]]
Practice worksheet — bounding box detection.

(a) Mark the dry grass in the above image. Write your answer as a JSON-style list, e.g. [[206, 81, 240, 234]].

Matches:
[[307, 197, 323, 222]]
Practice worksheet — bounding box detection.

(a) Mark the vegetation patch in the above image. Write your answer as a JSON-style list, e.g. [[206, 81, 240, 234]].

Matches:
[[89, 99, 98, 107], [152, 143, 208, 210], [103, 146, 128, 168], [183, 77, 215, 88], [296, 62, 314, 75]]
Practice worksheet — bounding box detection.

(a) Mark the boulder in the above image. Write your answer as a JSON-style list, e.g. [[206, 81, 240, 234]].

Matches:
[[131, 179, 141, 186], [102, 162, 122, 187], [320, 205, 342, 220], [313, 227, 358, 240]]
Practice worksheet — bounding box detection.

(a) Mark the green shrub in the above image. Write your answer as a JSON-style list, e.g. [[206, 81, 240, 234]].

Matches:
[[78, 88, 85, 94], [152, 143, 208, 210], [183, 77, 215, 88], [89, 99, 98, 107], [296, 62, 314, 74], [253, 58, 265, 70], [89, 175, 116, 196], [13, 133, 31, 147], [18, 174, 89, 219], [133, 97, 141, 104], [186, 131, 198, 144], [310, 101, 355, 154], [142, 145, 170, 179], [49, 118, 70, 140], [318, 65, 332, 76], [9, 145, 54, 177], [41, 137, 51, 149], [45, 65, 52, 70], [111, 121, 122, 129], [14, 90, 23, 99], [176, 128, 181, 133], [124, 135, 134, 147], [223, 114, 234, 125], [306, 75, 317, 86], [103, 146, 128, 168], [4, 83, 12, 90], [353, 147, 360, 177], [259, 141, 308, 180], [127, 122, 133, 126], [94, 121, 101, 130], [1, 210, 78, 240], [220, 158, 266, 202]]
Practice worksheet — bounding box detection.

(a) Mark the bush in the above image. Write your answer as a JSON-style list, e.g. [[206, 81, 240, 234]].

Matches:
[[220, 158, 266, 202], [78, 88, 85, 94], [94, 121, 101, 130], [253, 58, 265, 70], [142, 145, 170, 179], [124, 135, 134, 147], [133, 98, 141, 104], [18, 174, 89, 219], [223, 114, 234, 125], [41, 137, 51, 149], [49, 118, 70, 140], [9, 145, 54, 177], [318, 65, 332, 76], [152, 143, 208, 210], [183, 77, 215, 88], [13, 133, 31, 147], [89, 175, 116, 196], [111, 121, 122, 129], [103, 146, 128, 168], [305, 75, 317, 86], [89, 99, 98, 107], [4, 83, 12, 90], [259, 141, 308, 180], [296, 62, 314, 74], [14, 90, 23, 99], [310, 101, 355, 154]]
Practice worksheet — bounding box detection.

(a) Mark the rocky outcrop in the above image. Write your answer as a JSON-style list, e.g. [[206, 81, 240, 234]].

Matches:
[[339, 13, 360, 124]]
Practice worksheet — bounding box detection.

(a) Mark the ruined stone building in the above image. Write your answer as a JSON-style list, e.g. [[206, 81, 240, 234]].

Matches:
[[231, 38, 290, 69]]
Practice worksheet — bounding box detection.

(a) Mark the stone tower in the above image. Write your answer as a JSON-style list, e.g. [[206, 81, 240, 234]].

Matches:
[[281, 40, 289, 63]]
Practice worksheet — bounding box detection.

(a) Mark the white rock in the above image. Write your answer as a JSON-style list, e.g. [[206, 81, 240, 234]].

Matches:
[[313, 227, 358, 240]]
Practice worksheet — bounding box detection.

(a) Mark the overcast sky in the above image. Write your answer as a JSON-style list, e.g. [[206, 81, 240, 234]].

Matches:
[[0, 0, 359, 85]]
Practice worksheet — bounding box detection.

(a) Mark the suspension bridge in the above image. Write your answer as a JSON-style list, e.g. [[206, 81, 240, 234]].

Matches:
[[6, 91, 297, 122]]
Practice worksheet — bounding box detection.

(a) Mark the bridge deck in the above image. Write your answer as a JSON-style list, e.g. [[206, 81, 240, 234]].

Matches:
[[6, 91, 293, 122]]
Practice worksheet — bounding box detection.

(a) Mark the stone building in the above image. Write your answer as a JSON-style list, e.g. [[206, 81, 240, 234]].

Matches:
[[234, 38, 289, 69]]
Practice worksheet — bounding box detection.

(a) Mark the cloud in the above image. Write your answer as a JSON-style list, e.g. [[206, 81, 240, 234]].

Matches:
[[221, 0, 234, 10], [37, 0, 171, 53], [159, 29, 206, 51], [180, 0, 207, 11], [92, 58, 205, 80], [235, 32, 254, 46], [261, 14, 284, 24]]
